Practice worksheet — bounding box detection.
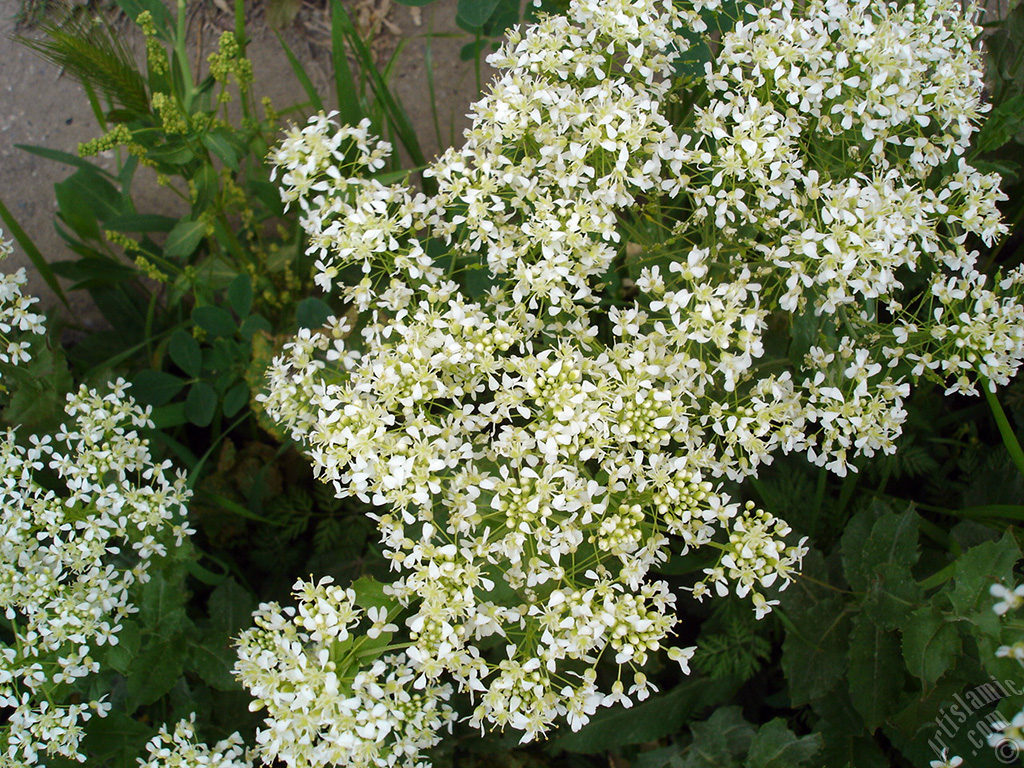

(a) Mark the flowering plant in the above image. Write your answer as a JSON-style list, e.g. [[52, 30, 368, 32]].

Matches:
[[251, 0, 1024, 758]]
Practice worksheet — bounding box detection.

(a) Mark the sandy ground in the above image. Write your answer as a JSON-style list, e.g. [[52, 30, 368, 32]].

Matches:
[[0, 0, 495, 320]]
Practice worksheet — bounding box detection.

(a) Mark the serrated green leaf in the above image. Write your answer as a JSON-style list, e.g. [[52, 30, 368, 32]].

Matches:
[[747, 719, 822, 768], [193, 305, 237, 337], [164, 218, 206, 258], [131, 369, 186, 406], [227, 274, 253, 318], [82, 711, 154, 766], [677, 706, 754, 768], [779, 550, 849, 705], [189, 632, 241, 691], [863, 562, 923, 630], [169, 329, 202, 377], [555, 677, 738, 753], [103, 621, 141, 675], [901, 605, 961, 685], [125, 636, 187, 710], [352, 575, 401, 614], [975, 93, 1024, 154], [185, 381, 217, 426], [947, 530, 1021, 634], [209, 577, 257, 637], [847, 614, 905, 733]]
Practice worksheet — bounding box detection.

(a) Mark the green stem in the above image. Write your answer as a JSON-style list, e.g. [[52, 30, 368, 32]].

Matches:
[[984, 383, 1024, 479]]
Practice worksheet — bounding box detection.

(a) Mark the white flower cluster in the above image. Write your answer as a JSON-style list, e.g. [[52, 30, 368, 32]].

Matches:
[[259, 0, 1019, 748], [138, 716, 251, 768], [234, 577, 454, 768], [0, 380, 194, 766], [0, 231, 46, 371]]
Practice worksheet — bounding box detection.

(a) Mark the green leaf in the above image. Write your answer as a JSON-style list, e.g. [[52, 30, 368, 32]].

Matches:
[[223, 381, 249, 417], [82, 711, 154, 767], [185, 381, 217, 426], [125, 636, 187, 710], [352, 575, 401, 614], [842, 502, 918, 592], [228, 274, 253, 318], [779, 550, 849, 705], [296, 297, 333, 329], [169, 329, 202, 377], [901, 605, 961, 685], [240, 313, 272, 340], [209, 578, 257, 637], [946, 530, 1022, 634], [16, 143, 116, 177], [975, 93, 1024, 154], [457, 0, 501, 27], [330, 0, 364, 127], [847, 614, 905, 733], [103, 621, 141, 675], [862, 562, 923, 631], [164, 219, 206, 258], [188, 632, 240, 691], [131, 369, 186, 406], [747, 719, 822, 768], [276, 31, 324, 113], [0, 198, 70, 307], [677, 706, 754, 768], [202, 130, 240, 171], [193, 305, 237, 337], [104, 213, 179, 232], [555, 677, 738, 753]]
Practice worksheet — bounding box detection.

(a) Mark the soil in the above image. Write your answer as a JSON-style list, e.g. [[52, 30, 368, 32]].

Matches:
[[0, 0, 496, 321]]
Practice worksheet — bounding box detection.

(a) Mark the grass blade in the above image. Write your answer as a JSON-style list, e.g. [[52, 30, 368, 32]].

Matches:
[[275, 31, 324, 113], [0, 198, 71, 309], [330, 0, 365, 126], [331, 0, 431, 180]]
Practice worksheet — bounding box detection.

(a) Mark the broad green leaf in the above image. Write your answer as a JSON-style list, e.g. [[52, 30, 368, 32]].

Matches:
[[193, 305, 237, 337], [125, 636, 187, 710], [185, 381, 218, 427], [974, 93, 1024, 153], [457, 0, 501, 27], [779, 550, 849, 705], [202, 130, 241, 171], [164, 219, 207, 258], [901, 606, 961, 685], [677, 706, 754, 768], [227, 274, 253, 318], [169, 328, 203, 377], [188, 633, 240, 691], [223, 381, 249, 417], [946, 530, 1021, 633], [842, 502, 918, 592], [296, 297, 334, 329], [352, 575, 401, 614], [747, 719, 822, 768], [81, 711, 154, 767], [131, 369, 186, 406], [863, 562, 923, 631], [847, 614, 905, 733], [555, 676, 738, 753], [137, 566, 190, 634], [104, 213, 179, 232], [102, 621, 141, 675], [240, 313, 272, 340], [209, 578, 257, 637]]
